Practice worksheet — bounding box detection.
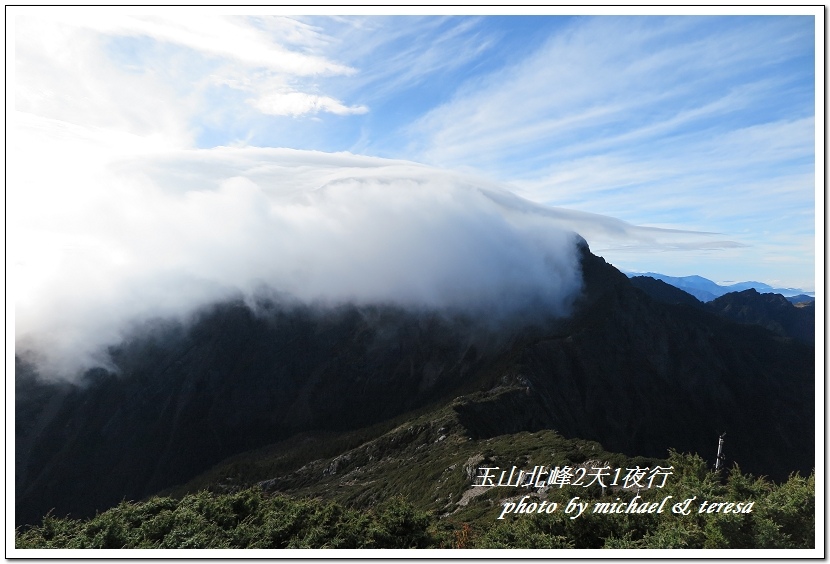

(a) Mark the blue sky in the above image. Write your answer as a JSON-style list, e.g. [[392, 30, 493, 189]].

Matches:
[[11, 10, 819, 292]]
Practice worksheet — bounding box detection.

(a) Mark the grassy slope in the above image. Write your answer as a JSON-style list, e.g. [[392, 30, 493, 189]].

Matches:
[[159, 385, 661, 527], [16, 447, 814, 549], [15, 378, 816, 550]]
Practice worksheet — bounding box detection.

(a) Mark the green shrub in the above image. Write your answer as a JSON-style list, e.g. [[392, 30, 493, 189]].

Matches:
[[15, 453, 814, 550], [16, 488, 437, 549]]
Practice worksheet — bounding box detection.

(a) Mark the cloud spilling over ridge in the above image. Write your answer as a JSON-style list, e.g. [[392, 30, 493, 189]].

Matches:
[[11, 114, 737, 379], [12, 115, 585, 378]]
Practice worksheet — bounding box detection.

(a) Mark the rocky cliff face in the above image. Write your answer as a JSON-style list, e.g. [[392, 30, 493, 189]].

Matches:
[[15, 244, 814, 526]]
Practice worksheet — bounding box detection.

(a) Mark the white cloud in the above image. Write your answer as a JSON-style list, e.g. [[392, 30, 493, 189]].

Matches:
[[11, 114, 731, 379], [402, 16, 815, 289], [14, 16, 194, 145], [52, 13, 355, 76], [13, 12, 367, 138], [250, 91, 368, 117], [316, 16, 495, 102], [409, 17, 806, 170], [10, 13, 817, 378]]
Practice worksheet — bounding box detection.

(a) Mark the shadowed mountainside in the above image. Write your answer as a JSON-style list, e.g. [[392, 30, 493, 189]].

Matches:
[[707, 288, 815, 344], [15, 242, 814, 526], [628, 276, 705, 308], [629, 276, 814, 344]]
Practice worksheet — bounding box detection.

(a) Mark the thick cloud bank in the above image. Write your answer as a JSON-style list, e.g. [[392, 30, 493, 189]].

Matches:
[[12, 116, 597, 378]]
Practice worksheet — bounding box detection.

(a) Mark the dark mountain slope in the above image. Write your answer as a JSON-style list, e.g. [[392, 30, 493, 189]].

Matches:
[[628, 272, 720, 302], [628, 276, 704, 308], [15, 303, 505, 526], [15, 243, 815, 527], [707, 288, 815, 344], [451, 248, 813, 479], [628, 275, 814, 344]]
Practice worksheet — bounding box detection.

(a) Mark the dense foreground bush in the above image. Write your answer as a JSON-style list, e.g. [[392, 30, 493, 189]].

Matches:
[[473, 452, 815, 549], [15, 492, 435, 549], [17, 453, 814, 549]]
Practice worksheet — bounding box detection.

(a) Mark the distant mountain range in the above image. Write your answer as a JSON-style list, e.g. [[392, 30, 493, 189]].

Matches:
[[623, 271, 815, 303], [628, 276, 814, 344]]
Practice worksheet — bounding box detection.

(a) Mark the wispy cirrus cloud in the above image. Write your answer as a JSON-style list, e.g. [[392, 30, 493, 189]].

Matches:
[[251, 91, 368, 117], [14, 13, 367, 135], [408, 17, 812, 174], [316, 16, 495, 101], [401, 16, 815, 288], [75, 14, 356, 75], [10, 11, 818, 293]]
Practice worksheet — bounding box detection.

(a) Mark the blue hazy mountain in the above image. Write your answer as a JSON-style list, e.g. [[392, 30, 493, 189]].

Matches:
[[624, 271, 814, 303]]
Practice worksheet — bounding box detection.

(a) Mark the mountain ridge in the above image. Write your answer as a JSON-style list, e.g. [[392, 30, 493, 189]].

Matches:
[[628, 276, 814, 344], [15, 243, 815, 527]]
